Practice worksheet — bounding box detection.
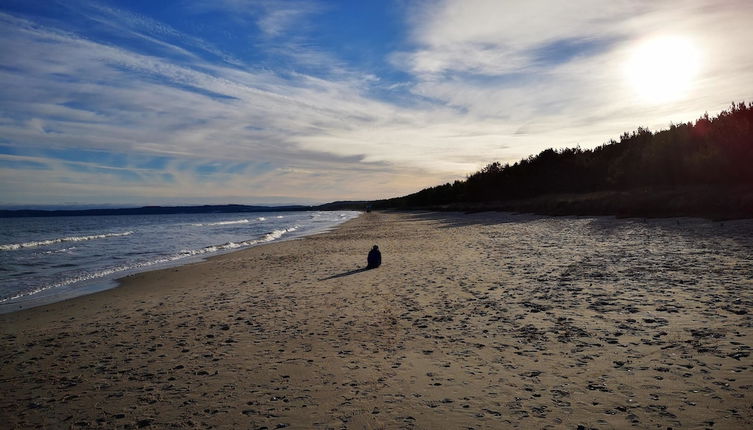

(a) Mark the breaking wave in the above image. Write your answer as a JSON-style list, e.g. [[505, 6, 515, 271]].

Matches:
[[191, 217, 268, 227], [179, 226, 298, 257], [0, 226, 299, 303], [0, 232, 134, 251]]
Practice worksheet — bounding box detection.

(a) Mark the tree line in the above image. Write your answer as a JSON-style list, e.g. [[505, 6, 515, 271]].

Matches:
[[375, 102, 753, 209]]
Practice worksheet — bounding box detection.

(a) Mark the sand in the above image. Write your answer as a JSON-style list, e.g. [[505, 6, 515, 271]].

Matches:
[[1, 211, 751, 429]]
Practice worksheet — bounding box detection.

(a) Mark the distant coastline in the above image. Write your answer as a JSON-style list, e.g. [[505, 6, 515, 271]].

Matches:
[[0, 201, 368, 218]]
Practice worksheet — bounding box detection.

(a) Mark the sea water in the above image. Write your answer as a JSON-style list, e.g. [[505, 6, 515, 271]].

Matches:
[[0, 210, 359, 313]]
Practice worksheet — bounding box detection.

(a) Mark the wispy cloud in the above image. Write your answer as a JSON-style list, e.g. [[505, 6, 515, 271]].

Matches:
[[397, 0, 631, 77], [394, 0, 753, 150], [0, 7, 460, 204], [0, 0, 752, 205]]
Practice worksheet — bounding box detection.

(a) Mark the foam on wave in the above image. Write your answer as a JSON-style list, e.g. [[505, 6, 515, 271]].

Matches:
[[0, 232, 134, 251], [191, 219, 250, 227], [0, 226, 299, 303], [191, 217, 270, 227]]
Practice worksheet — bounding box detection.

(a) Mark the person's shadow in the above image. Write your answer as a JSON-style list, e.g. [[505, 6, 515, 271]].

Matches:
[[319, 267, 372, 281]]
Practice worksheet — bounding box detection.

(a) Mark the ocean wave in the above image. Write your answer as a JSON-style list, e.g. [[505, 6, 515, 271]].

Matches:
[[0, 226, 299, 303], [40, 246, 77, 255], [191, 216, 269, 227], [0, 232, 134, 251], [191, 219, 250, 227], [262, 226, 297, 241], [179, 226, 299, 257]]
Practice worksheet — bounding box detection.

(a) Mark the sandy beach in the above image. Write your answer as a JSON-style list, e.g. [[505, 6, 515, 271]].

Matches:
[[1, 211, 751, 429]]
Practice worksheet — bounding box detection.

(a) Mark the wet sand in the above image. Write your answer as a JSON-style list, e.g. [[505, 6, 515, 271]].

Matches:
[[1, 211, 752, 429]]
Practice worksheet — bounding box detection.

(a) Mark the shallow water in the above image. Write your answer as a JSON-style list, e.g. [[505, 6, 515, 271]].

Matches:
[[0, 210, 359, 312]]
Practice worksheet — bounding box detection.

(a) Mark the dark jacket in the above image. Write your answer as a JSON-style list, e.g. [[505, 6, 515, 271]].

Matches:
[[367, 247, 381, 268]]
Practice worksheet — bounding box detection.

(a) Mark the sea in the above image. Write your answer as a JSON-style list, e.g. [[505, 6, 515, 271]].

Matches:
[[0, 210, 360, 313]]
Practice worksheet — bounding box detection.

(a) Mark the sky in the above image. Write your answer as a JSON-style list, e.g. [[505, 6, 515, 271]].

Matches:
[[1, 0, 751, 207]]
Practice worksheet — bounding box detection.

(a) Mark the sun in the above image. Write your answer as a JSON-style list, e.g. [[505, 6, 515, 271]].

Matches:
[[625, 35, 701, 104]]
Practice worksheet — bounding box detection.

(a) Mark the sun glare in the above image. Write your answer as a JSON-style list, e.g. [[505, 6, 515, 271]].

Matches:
[[625, 35, 701, 104]]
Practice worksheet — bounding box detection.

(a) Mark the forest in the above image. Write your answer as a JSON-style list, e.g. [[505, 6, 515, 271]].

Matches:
[[374, 102, 753, 218]]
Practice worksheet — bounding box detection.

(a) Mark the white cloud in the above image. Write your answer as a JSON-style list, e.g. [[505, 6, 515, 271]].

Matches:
[[0, 10, 470, 204], [1, 1, 752, 205], [398, 0, 634, 77], [394, 0, 753, 154]]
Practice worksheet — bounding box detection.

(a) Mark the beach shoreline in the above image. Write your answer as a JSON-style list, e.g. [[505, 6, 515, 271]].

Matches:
[[1, 211, 751, 429], [0, 210, 359, 315]]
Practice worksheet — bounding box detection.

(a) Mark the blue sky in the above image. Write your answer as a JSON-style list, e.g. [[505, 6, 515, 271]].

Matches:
[[1, 0, 752, 207]]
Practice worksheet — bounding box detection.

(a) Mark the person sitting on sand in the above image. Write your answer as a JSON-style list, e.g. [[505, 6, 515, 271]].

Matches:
[[367, 245, 381, 269]]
